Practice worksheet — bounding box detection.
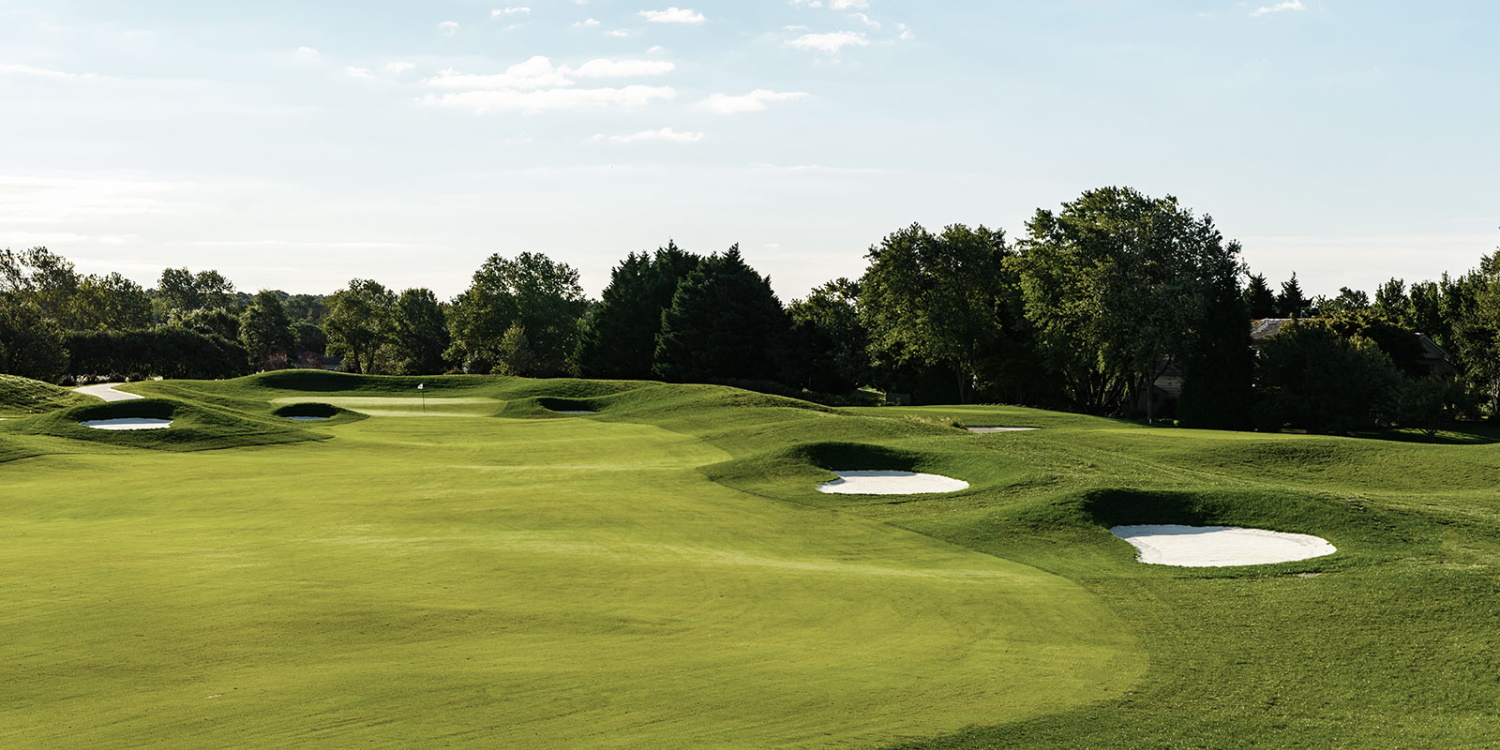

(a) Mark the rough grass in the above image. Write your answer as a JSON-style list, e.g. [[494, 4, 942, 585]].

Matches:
[[0, 374, 93, 415]]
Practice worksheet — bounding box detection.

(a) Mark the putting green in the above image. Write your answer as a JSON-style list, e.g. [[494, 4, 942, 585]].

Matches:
[[0, 403, 1141, 748]]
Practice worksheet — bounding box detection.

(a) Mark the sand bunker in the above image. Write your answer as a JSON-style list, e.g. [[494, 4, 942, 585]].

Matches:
[[1111, 525, 1336, 567], [556, 410, 595, 415], [286, 416, 330, 421], [80, 418, 172, 431], [966, 426, 1038, 433], [818, 471, 970, 495]]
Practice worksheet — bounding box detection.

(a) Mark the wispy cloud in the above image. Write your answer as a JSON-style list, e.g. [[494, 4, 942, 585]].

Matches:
[[0, 63, 93, 79], [697, 89, 808, 114], [425, 56, 675, 91], [438, 21, 461, 35], [491, 7, 531, 17], [640, 7, 706, 24], [592, 127, 704, 144], [295, 47, 321, 62], [419, 86, 675, 114], [785, 31, 868, 54], [569, 59, 676, 77], [1251, 1, 1304, 18], [345, 66, 376, 80], [384, 61, 415, 74]]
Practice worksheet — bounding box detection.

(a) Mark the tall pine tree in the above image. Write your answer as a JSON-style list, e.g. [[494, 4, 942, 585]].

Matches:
[[578, 242, 700, 379], [653, 246, 789, 384]]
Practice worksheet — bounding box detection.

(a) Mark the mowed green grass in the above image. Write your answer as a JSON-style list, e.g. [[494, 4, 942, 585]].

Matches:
[[0, 378, 1141, 749]]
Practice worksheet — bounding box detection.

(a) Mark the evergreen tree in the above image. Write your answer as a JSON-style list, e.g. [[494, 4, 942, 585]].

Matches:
[[1243, 273, 1276, 319], [578, 242, 701, 379], [654, 246, 790, 384], [1276, 273, 1309, 318]]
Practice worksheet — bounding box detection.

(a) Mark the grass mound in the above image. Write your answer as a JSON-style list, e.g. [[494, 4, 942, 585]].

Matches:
[[6, 397, 324, 453], [0, 374, 93, 415]]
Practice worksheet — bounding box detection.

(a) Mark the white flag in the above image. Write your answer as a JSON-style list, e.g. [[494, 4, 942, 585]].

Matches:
[[418, 383, 425, 390]]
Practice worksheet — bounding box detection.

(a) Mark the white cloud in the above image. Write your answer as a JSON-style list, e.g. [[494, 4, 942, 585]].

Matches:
[[646, 45, 666, 54], [829, 0, 867, 8], [1251, 0, 1304, 17], [0, 63, 90, 79], [384, 61, 415, 74], [567, 59, 675, 77], [785, 31, 868, 53], [425, 57, 574, 90], [345, 66, 376, 80], [697, 89, 808, 114], [0, 174, 199, 225], [438, 21, 461, 35], [419, 85, 676, 113], [606, 29, 631, 37], [592, 127, 704, 144], [640, 7, 706, 24], [899, 29, 914, 40], [491, 7, 531, 17], [850, 12, 879, 28], [295, 46, 320, 62], [574, 18, 601, 27]]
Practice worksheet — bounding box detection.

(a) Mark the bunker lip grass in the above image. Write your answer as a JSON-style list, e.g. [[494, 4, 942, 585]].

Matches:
[[1111, 525, 1336, 567], [818, 470, 970, 495]]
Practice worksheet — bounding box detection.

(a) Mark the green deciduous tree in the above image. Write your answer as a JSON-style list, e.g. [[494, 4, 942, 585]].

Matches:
[[654, 246, 789, 384], [0, 300, 69, 381], [390, 288, 450, 375], [785, 278, 870, 394], [860, 223, 1010, 403], [72, 273, 153, 331], [1255, 323, 1401, 434], [239, 290, 297, 370], [324, 279, 396, 374], [1016, 187, 1247, 418], [448, 252, 587, 376]]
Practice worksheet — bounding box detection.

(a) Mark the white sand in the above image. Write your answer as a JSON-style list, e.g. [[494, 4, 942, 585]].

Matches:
[[817, 471, 970, 495], [556, 410, 595, 415], [1111, 525, 1336, 567], [966, 426, 1038, 433], [286, 416, 330, 421], [80, 418, 172, 431], [75, 383, 144, 402]]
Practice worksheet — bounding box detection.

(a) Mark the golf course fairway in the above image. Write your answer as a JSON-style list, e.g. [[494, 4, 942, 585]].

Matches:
[[0, 375, 1141, 749]]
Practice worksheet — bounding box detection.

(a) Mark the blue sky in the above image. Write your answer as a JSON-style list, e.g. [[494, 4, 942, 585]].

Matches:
[[1, 0, 1496, 301]]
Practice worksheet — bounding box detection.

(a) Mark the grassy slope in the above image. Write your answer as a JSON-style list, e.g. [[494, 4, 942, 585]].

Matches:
[[838, 405, 1500, 749], [0, 374, 1140, 749], [0, 374, 93, 415]]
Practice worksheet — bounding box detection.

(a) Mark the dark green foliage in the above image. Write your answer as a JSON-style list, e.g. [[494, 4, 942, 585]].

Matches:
[[1016, 187, 1247, 417], [72, 272, 153, 331], [1177, 279, 1254, 429], [1243, 273, 1277, 318], [1306, 309, 1427, 376], [239, 290, 297, 370], [389, 288, 449, 375], [785, 278, 869, 393], [156, 267, 236, 317], [1372, 277, 1410, 324], [324, 279, 396, 374], [860, 224, 1010, 404], [654, 246, 790, 384], [1255, 323, 1401, 433], [1275, 273, 1310, 318], [0, 300, 69, 381], [578, 242, 701, 379], [64, 328, 249, 379], [174, 307, 241, 341], [292, 321, 327, 355], [447, 252, 587, 376]]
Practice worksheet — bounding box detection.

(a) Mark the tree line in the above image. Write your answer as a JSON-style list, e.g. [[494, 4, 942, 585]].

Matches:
[[3, 185, 1497, 435]]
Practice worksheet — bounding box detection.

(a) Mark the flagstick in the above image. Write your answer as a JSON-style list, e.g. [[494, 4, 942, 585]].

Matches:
[[419, 382, 425, 412]]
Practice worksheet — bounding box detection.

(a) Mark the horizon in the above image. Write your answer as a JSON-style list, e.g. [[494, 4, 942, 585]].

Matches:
[[3, 1, 1496, 300]]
